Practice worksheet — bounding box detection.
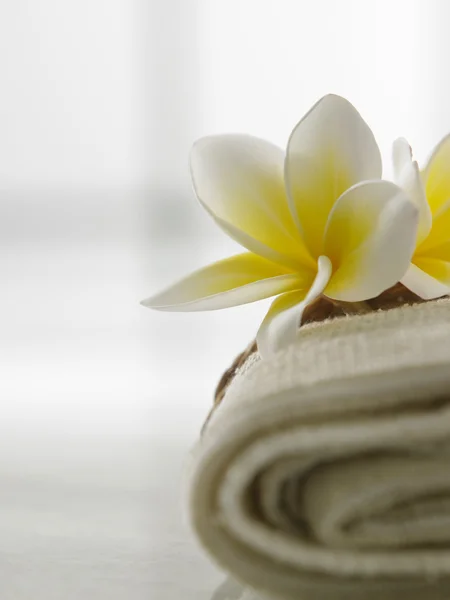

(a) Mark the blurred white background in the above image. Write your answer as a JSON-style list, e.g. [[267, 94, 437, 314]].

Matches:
[[1, 0, 449, 598]]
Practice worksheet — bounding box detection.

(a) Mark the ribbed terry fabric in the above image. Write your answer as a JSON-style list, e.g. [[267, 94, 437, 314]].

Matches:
[[188, 299, 450, 600]]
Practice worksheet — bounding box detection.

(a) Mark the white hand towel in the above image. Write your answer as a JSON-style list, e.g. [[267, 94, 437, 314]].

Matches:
[[189, 299, 450, 600]]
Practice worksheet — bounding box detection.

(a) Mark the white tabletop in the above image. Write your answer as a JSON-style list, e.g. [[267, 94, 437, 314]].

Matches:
[[0, 434, 229, 600]]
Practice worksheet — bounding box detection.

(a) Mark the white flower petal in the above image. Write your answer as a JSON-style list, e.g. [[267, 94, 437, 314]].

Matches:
[[203, 211, 306, 271], [141, 253, 303, 312], [285, 94, 382, 257], [417, 199, 450, 255], [256, 256, 332, 359], [323, 180, 418, 301], [392, 137, 431, 245], [401, 262, 450, 300], [190, 134, 313, 270], [423, 133, 450, 215]]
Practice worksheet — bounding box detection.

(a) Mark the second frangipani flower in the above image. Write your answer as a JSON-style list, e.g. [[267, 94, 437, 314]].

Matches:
[[393, 135, 450, 299], [144, 95, 418, 358]]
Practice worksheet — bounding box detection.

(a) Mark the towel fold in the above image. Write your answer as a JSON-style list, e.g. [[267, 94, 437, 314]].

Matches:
[[189, 299, 450, 600]]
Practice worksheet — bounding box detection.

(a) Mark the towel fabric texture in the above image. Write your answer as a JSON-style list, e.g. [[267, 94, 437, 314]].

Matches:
[[189, 299, 450, 600]]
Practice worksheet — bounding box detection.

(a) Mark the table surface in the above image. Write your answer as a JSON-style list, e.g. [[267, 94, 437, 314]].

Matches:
[[0, 435, 229, 600]]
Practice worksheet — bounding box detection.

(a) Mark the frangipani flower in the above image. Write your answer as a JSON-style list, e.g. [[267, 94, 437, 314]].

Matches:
[[143, 95, 418, 358], [393, 135, 450, 299]]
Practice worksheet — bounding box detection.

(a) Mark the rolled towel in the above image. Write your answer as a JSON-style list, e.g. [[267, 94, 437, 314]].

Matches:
[[188, 298, 450, 600]]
